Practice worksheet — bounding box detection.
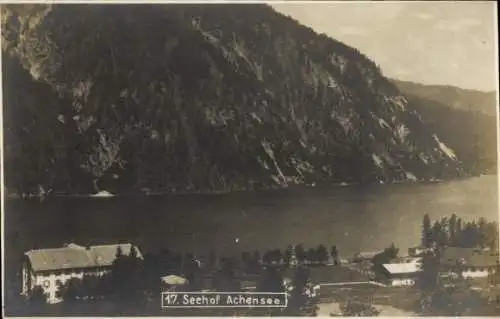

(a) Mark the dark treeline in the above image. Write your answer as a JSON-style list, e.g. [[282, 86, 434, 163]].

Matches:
[[421, 213, 499, 251], [257, 243, 339, 266]]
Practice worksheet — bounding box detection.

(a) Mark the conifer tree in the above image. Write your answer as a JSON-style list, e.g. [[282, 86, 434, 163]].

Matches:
[[295, 244, 305, 264], [316, 244, 328, 264], [331, 245, 339, 265], [449, 213, 457, 245], [422, 214, 432, 248], [257, 266, 284, 292], [284, 245, 294, 267]]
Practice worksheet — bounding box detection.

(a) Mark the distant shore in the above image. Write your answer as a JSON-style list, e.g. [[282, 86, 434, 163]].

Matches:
[[4, 172, 497, 200]]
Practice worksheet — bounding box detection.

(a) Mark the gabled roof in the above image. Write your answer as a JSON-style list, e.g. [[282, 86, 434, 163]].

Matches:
[[25, 243, 143, 272], [382, 262, 421, 275], [354, 250, 384, 259], [440, 247, 498, 268]]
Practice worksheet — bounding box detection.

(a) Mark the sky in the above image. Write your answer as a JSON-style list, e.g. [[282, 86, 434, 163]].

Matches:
[[272, 1, 497, 92]]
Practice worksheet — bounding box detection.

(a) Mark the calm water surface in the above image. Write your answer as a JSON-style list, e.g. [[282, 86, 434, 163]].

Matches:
[[5, 175, 499, 260]]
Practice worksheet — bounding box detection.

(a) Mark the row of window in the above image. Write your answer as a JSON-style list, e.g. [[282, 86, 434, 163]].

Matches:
[[459, 267, 493, 273], [43, 278, 73, 288], [43, 267, 109, 277], [41, 270, 109, 288]]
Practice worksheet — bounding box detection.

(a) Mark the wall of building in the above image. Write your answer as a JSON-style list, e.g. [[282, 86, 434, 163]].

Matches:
[[461, 268, 490, 278], [21, 263, 37, 296], [389, 278, 415, 287], [32, 268, 110, 304]]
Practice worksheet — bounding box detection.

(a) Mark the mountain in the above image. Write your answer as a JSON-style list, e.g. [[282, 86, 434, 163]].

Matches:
[[391, 79, 497, 117], [392, 82, 497, 175], [2, 4, 465, 196]]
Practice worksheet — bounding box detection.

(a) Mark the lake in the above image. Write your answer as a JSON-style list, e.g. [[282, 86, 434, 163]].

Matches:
[[5, 174, 499, 262]]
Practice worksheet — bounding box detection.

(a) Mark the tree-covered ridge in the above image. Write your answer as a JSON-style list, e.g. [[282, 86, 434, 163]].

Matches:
[[404, 93, 497, 175], [392, 79, 497, 117], [2, 4, 464, 196]]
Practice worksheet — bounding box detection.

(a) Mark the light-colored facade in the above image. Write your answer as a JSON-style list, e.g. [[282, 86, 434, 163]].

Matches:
[[461, 268, 491, 278], [446, 265, 495, 279], [387, 277, 416, 287], [408, 246, 434, 257], [22, 243, 142, 304], [439, 247, 498, 280]]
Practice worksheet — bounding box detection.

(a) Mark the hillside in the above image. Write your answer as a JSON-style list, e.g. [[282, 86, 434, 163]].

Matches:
[[2, 4, 465, 196], [392, 79, 497, 117], [403, 93, 497, 175]]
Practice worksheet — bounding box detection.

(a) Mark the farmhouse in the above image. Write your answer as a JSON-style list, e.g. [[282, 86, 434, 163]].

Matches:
[[439, 247, 498, 279], [21, 243, 143, 304], [378, 260, 421, 287]]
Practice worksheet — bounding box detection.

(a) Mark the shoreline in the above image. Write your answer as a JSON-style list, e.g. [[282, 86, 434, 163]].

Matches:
[[5, 173, 496, 200]]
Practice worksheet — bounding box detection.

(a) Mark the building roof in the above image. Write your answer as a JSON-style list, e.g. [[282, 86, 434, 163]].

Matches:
[[382, 262, 421, 275], [161, 275, 188, 285], [390, 257, 422, 264], [354, 250, 384, 259], [440, 247, 498, 268], [25, 243, 143, 272]]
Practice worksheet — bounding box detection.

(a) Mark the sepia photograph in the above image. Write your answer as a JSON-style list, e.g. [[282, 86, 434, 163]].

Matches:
[[1, 0, 499, 317]]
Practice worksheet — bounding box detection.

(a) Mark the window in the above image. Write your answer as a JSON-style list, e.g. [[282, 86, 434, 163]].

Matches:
[[43, 280, 50, 288]]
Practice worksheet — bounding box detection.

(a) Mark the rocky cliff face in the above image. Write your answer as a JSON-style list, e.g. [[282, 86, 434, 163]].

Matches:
[[2, 4, 465, 196]]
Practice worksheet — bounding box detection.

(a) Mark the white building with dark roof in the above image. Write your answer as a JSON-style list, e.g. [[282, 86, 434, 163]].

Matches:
[[377, 259, 422, 287], [408, 246, 435, 257], [439, 247, 498, 279], [21, 243, 142, 304]]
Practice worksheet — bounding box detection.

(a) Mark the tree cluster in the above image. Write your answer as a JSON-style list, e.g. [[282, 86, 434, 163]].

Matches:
[[371, 243, 399, 276], [421, 213, 498, 251]]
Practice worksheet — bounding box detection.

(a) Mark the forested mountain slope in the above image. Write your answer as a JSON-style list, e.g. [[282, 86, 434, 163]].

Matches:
[[404, 94, 497, 175], [392, 79, 497, 116], [2, 4, 465, 196]]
